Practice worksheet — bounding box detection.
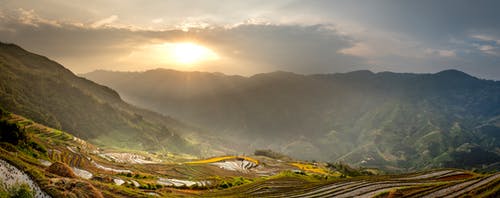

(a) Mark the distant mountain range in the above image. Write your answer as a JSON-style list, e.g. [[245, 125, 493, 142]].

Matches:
[[0, 42, 232, 156], [83, 68, 500, 171]]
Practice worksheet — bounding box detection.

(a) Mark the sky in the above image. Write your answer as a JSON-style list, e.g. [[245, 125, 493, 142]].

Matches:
[[0, 0, 499, 79]]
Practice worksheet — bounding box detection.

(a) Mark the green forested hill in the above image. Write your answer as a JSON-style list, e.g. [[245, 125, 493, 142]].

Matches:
[[83, 68, 500, 170], [0, 42, 203, 155]]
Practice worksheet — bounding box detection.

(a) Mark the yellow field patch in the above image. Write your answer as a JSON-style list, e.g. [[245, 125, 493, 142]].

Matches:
[[185, 156, 259, 165], [290, 162, 331, 175]]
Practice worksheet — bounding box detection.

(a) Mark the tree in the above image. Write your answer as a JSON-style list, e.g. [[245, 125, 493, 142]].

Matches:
[[0, 120, 27, 145]]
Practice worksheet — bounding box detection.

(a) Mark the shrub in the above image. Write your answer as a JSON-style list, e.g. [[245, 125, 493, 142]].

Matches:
[[0, 120, 28, 145], [28, 141, 47, 154], [0, 142, 18, 152], [9, 184, 34, 198], [218, 181, 231, 189], [327, 162, 364, 177], [216, 177, 252, 189], [0, 107, 8, 116]]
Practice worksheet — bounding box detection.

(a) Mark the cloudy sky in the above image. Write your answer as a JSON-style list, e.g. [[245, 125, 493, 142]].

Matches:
[[1, 0, 499, 79]]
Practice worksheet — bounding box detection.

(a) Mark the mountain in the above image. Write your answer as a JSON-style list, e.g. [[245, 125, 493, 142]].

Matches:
[[83, 68, 500, 170], [0, 42, 219, 155]]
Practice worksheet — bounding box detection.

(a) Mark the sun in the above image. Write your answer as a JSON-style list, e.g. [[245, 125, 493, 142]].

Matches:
[[122, 42, 219, 67], [171, 42, 218, 64]]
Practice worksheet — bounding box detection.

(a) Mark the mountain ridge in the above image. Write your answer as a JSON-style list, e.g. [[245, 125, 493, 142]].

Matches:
[[83, 67, 500, 171], [84, 67, 497, 82]]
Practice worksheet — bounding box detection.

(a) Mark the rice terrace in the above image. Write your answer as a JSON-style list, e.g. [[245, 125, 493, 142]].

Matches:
[[0, 111, 498, 197], [1, 0, 500, 197]]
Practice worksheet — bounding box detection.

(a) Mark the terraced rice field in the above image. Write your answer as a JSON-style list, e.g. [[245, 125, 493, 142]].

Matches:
[[185, 156, 259, 165], [206, 170, 500, 197], [1, 113, 498, 197], [212, 159, 257, 173], [98, 152, 161, 164]]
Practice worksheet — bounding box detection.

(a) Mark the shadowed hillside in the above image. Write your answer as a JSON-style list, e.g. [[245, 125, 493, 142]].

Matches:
[[0, 42, 218, 155]]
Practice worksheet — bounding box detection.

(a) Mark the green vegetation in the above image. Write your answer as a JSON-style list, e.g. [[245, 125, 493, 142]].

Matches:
[[0, 118, 47, 160], [254, 149, 290, 160], [0, 183, 34, 198], [327, 162, 379, 177], [0, 120, 27, 145], [216, 177, 254, 189]]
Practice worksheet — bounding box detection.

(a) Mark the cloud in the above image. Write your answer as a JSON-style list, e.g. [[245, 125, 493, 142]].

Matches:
[[471, 34, 500, 45], [478, 45, 494, 51], [339, 42, 376, 57], [0, 9, 364, 74], [437, 50, 456, 57], [175, 19, 211, 32], [15, 8, 61, 27], [152, 18, 163, 24], [0, 10, 185, 72], [91, 15, 119, 28], [474, 44, 499, 56], [425, 49, 456, 57]]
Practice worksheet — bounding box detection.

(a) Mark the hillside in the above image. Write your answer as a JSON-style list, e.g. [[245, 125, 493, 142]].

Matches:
[[0, 42, 223, 156], [0, 109, 498, 197], [83, 69, 500, 170]]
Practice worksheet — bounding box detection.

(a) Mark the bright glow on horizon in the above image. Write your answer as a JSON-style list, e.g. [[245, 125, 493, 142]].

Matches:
[[118, 42, 220, 70], [171, 42, 219, 64]]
